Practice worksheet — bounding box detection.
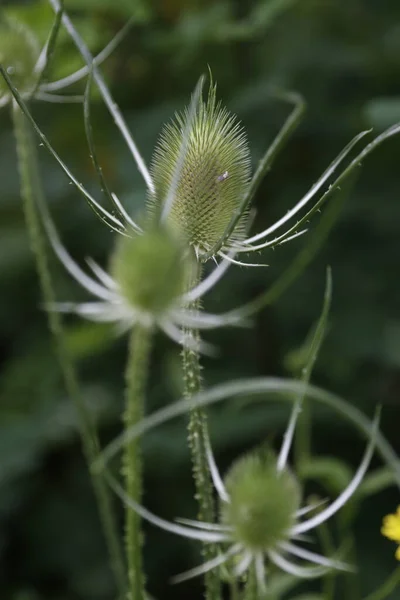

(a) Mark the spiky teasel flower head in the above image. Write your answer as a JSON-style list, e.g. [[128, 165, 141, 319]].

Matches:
[[381, 506, 400, 560], [221, 451, 301, 553], [109, 390, 379, 593], [0, 18, 40, 105], [148, 82, 252, 257]]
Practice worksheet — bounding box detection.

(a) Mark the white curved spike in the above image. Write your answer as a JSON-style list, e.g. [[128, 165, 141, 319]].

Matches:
[[35, 91, 84, 103], [172, 308, 249, 330], [159, 320, 216, 356], [290, 533, 314, 543], [254, 553, 267, 595], [245, 130, 371, 245], [295, 499, 328, 518], [49, 302, 133, 325], [175, 518, 232, 532], [219, 251, 267, 268], [204, 434, 230, 503], [171, 544, 241, 584], [106, 473, 230, 543], [234, 551, 253, 577], [85, 258, 119, 290], [73, 310, 121, 323], [268, 549, 328, 578], [277, 399, 303, 472], [278, 229, 309, 246], [40, 20, 133, 92], [239, 228, 308, 252], [279, 541, 352, 572], [46, 228, 116, 301], [292, 414, 379, 535], [48, 0, 155, 194], [50, 301, 113, 315], [111, 193, 143, 233], [185, 255, 232, 302], [33, 43, 50, 79]]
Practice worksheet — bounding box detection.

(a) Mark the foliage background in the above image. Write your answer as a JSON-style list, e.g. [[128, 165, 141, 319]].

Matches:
[[0, 0, 400, 598]]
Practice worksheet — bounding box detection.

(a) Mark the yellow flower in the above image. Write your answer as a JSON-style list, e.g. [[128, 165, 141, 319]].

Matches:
[[381, 506, 400, 560]]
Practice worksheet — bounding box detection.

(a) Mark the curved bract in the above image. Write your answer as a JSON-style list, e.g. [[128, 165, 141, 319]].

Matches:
[[99, 377, 382, 593]]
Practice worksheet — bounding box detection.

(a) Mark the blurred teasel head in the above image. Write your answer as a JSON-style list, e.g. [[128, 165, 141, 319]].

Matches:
[[110, 228, 189, 320], [0, 17, 40, 107], [148, 81, 252, 259], [221, 451, 301, 554], [109, 397, 380, 593]]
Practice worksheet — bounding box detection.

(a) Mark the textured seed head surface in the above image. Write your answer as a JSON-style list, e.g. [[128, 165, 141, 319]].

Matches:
[[148, 84, 252, 254], [221, 451, 301, 551]]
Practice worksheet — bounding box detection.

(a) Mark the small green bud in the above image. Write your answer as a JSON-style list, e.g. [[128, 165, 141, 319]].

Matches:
[[221, 451, 301, 551], [148, 83, 251, 254], [110, 229, 190, 316], [0, 18, 40, 102]]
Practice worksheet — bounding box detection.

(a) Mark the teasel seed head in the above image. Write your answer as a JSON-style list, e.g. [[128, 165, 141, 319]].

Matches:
[[148, 82, 252, 256], [221, 451, 301, 552]]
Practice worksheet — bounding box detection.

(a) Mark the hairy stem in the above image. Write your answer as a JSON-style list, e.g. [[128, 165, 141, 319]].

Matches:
[[12, 105, 125, 596], [123, 325, 152, 600], [12, 103, 127, 596], [182, 265, 221, 600]]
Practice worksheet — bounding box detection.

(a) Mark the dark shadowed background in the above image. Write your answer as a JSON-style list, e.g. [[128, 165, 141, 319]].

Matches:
[[0, 0, 400, 598]]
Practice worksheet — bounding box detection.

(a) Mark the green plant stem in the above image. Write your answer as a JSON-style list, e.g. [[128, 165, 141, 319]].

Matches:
[[230, 580, 240, 600], [12, 103, 126, 597], [294, 267, 332, 469], [317, 521, 336, 600], [243, 564, 259, 600], [182, 265, 221, 600], [123, 325, 152, 600], [343, 534, 361, 600], [363, 566, 400, 600]]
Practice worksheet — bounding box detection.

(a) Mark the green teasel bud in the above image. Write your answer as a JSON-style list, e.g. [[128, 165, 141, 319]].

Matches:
[[0, 18, 40, 103], [110, 228, 191, 316], [148, 82, 252, 255], [221, 451, 301, 551]]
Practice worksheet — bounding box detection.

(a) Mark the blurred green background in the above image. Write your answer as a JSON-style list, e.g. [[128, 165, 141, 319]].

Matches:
[[1, 0, 400, 598]]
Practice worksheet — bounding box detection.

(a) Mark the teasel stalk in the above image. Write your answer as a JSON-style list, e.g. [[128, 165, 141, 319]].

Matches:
[[181, 261, 222, 600], [11, 102, 127, 596], [1, 15, 127, 596], [123, 325, 152, 600]]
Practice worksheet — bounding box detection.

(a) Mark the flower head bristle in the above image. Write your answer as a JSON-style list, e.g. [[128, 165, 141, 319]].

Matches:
[[148, 82, 251, 255], [0, 17, 40, 102], [221, 451, 301, 551]]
